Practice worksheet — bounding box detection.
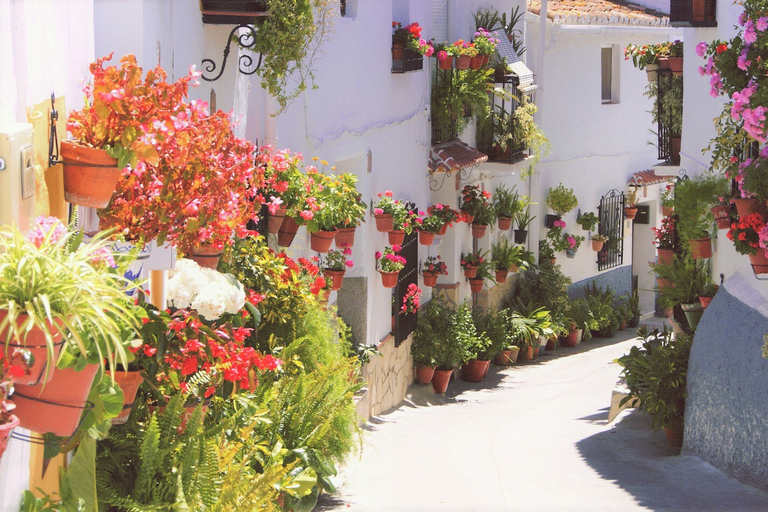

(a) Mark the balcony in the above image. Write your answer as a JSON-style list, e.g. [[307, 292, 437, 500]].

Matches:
[[392, 48, 424, 74], [670, 0, 717, 27], [200, 0, 268, 25]]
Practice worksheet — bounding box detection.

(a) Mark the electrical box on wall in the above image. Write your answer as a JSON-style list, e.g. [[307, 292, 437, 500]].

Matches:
[[0, 123, 36, 232]]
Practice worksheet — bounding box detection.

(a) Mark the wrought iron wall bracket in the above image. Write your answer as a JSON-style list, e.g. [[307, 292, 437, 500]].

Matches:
[[428, 165, 478, 192], [48, 93, 61, 167], [202, 24, 263, 82]]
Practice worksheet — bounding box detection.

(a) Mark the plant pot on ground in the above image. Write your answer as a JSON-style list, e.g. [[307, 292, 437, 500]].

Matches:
[[413, 298, 459, 392]]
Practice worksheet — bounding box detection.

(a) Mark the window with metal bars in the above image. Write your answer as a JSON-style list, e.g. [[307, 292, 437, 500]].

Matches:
[[654, 71, 683, 164], [670, 0, 717, 26], [597, 190, 625, 271], [392, 205, 419, 347], [476, 73, 531, 163]]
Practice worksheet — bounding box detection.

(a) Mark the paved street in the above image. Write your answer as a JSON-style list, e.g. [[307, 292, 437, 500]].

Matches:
[[319, 323, 768, 511]]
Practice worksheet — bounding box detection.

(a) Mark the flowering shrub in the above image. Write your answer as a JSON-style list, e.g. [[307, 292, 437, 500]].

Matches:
[[448, 39, 478, 58], [416, 212, 444, 233], [652, 216, 676, 249], [375, 246, 406, 273], [400, 284, 422, 315], [392, 22, 433, 56], [624, 43, 662, 69], [460, 252, 484, 269], [728, 213, 766, 255], [167, 259, 245, 321], [427, 203, 460, 226], [472, 28, 500, 55], [258, 147, 308, 217], [374, 190, 406, 216], [460, 184, 492, 217], [323, 248, 353, 271], [422, 255, 448, 276]]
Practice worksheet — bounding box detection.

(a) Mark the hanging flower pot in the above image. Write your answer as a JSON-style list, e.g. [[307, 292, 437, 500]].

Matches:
[[13, 364, 99, 437], [438, 55, 453, 70], [418, 230, 435, 246], [431, 369, 452, 393], [379, 271, 399, 288], [374, 213, 394, 232], [267, 207, 287, 234], [657, 247, 675, 265], [388, 230, 405, 246], [658, 56, 671, 70], [0, 311, 65, 386], [624, 207, 638, 220], [278, 216, 300, 247], [469, 55, 483, 69], [748, 250, 768, 274], [480, 54, 490, 67], [469, 278, 484, 293], [497, 217, 513, 231], [662, 205, 674, 216], [565, 248, 576, 259], [463, 265, 478, 279], [455, 55, 471, 70], [688, 238, 712, 260], [495, 269, 509, 283], [324, 269, 345, 291], [591, 239, 605, 252], [460, 359, 485, 382], [681, 302, 704, 330], [462, 212, 474, 224], [711, 204, 732, 229], [513, 229, 528, 244], [189, 243, 223, 269], [422, 272, 438, 287], [310, 229, 336, 253], [699, 296, 713, 309], [437, 224, 448, 236], [646, 64, 659, 82], [732, 197, 764, 218], [669, 56, 683, 77], [0, 415, 19, 462], [415, 366, 435, 384], [471, 223, 487, 239], [110, 370, 144, 425], [335, 226, 357, 248], [60, 140, 122, 209]]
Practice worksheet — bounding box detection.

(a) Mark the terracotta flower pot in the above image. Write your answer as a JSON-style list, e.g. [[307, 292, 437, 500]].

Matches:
[[438, 55, 453, 70], [60, 140, 122, 209], [469, 55, 482, 69], [455, 55, 471, 70], [388, 230, 405, 246], [699, 296, 713, 309], [662, 205, 674, 216], [415, 366, 435, 384], [480, 54, 490, 67], [0, 311, 65, 386], [469, 278, 484, 293], [437, 224, 448, 236], [278, 216, 300, 247], [380, 271, 399, 288], [657, 248, 675, 265], [463, 265, 478, 279], [335, 226, 356, 248], [431, 369, 453, 394], [462, 212, 475, 224], [418, 230, 435, 246], [189, 243, 223, 269], [495, 269, 508, 283], [591, 239, 605, 252], [324, 269, 345, 291], [748, 250, 768, 275], [658, 56, 671, 70], [688, 238, 712, 260], [664, 426, 684, 448], [624, 207, 638, 220], [669, 56, 683, 76], [656, 278, 673, 290], [561, 330, 579, 348], [497, 217, 513, 231], [310, 229, 336, 253], [461, 359, 486, 382], [711, 204, 732, 230], [110, 370, 144, 425], [493, 350, 512, 365], [374, 214, 394, 232], [422, 272, 438, 287], [0, 415, 19, 461], [13, 364, 99, 437], [471, 223, 487, 239], [732, 197, 765, 218], [267, 208, 286, 234]]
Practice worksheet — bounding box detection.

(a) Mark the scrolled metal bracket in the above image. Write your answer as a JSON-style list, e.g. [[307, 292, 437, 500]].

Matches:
[[48, 93, 61, 167], [428, 164, 479, 192], [201, 24, 263, 82]]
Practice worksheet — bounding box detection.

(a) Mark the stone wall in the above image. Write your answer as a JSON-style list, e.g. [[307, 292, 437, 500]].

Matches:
[[357, 335, 413, 421], [568, 265, 632, 300], [684, 274, 768, 491]]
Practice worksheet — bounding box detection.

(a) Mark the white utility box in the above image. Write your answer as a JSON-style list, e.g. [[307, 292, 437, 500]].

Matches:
[[0, 123, 36, 232]]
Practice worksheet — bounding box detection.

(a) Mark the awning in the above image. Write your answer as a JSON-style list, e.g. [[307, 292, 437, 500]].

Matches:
[[628, 169, 675, 187], [495, 34, 536, 92], [428, 140, 488, 174]]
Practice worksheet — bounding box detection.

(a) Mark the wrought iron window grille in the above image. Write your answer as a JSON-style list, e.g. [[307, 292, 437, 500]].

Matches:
[[654, 70, 683, 164], [670, 0, 717, 26], [477, 74, 531, 164], [597, 190, 625, 271], [392, 203, 419, 347]]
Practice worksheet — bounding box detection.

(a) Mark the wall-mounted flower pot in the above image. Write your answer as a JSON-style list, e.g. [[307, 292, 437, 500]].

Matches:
[[431, 369, 452, 394], [310, 230, 336, 253], [278, 217, 300, 247], [373, 214, 394, 232], [711, 204, 732, 229], [495, 269, 508, 283], [415, 366, 435, 384], [422, 272, 438, 287], [455, 55, 471, 70], [471, 223, 487, 239], [189, 243, 223, 269], [469, 278, 484, 293], [669, 57, 683, 76], [544, 214, 561, 229], [646, 64, 659, 82], [657, 247, 675, 265], [267, 207, 286, 234], [681, 302, 704, 330], [388, 230, 405, 246], [688, 238, 712, 260], [110, 370, 144, 425], [591, 239, 605, 252], [463, 265, 478, 279], [514, 229, 528, 244], [565, 248, 576, 259], [748, 250, 768, 274], [323, 269, 345, 291], [379, 271, 399, 288], [13, 364, 99, 437], [438, 55, 453, 70], [732, 197, 765, 218], [335, 226, 356, 248], [658, 56, 671, 70], [418, 230, 435, 246], [662, 205, 674, 216], [624, 207, 638, 220], [437, 224, 448, 236], [469, 56, 482, 69], [497, 217, 512, 231], [1, 311, 65, 386], [60, 140, 122, 209]]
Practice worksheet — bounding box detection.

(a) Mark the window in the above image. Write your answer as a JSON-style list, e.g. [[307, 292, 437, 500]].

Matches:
[[597, 190, 625, 271], [670, 0, 717, 26], [601, 46, 620, 104], [392, 204, 419, 346]]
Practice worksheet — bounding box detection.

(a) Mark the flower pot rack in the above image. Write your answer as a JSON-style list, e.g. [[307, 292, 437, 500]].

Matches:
[[200, 1, 268, 25], [201, 24, 262, 82]]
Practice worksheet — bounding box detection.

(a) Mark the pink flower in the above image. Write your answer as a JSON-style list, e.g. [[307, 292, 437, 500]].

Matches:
[[375, 251, 382, 259], [267, 196, 284, 215], [299, 210, 314, 220], [567, 235, 576, 248], [26, 216, 67, 248], [553, 219, 566, 229], [374, 208, 384, 215], [695, 42, 708, 57], [392, 244, 402, 252]]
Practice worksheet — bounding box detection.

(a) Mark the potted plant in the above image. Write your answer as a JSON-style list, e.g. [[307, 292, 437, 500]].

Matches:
[[434, 43, 453, 70], [0, 347, 30, 462], [375, 246, 406, 288], [389, 208, 418, 246], [576, 211, 599, 231], [661, 184, 675, 216], [411, 307, 438, 383], [492, 237, 516, 282], [261, 148, 306, 235], [669, 39, 684, 76], [591, 233, 609, 252], [454, 304, 492, 382], [64, 54, 195, 208], [545, 183, 578, 227], [565, 297, 595, 344], [468, 259, 496, 293], [460, 251, 485, 279], [392, 21, 433, 62], [415, 213, 443, 245], [460, 184, 492, 224], [653, 215, 677, 265], [651, 255, 709, 332], [470, 203, 497, 239], [426, 299, 463, 393], [617, 328, 692, 447], [421, 255, 448, 287], [322, 248, 353, 291], [625, 188, 641, 219], [674, 174, 729, 259], [372, 190, 407, 232], [400, 284, 422, 317], [427, 203, 460, 235], [699, 283, 719, 309], [449, 39, 478, 70], [472, 28, 499, 67], [513, 208, 535, 244], [330, 172, 367, 248], [493, 184, 523, 230], [710, 195, 734, 230], [539, 239, 556, 265], [625, 43, 661, 80], [727, 212, 768, 273]]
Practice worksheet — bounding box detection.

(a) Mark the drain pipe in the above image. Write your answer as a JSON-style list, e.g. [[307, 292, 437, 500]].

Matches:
[[529, 0, 548, 261]]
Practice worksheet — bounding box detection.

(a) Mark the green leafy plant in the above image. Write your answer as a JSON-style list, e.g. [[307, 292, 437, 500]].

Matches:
[[453, 303, 492, 362], [565, 297, 597, 340], [472, 202, 497, 226], [514, 208, 535, 231], [645, 74, 683, 138], [546, 183, 579, 216], [493, 184, 523, 219], [651, 256, 710, 308], [516, 263, 572, 322], [576, 211, 598, 231], [583, 282, 618, 338], [673, 173, 729, 241], [415, 298, 461, 370], [473, 310, 511, 360], [431, 67, 494, 143]]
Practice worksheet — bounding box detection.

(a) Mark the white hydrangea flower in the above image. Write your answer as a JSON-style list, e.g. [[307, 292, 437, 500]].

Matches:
[[167, 258, 246, 319]]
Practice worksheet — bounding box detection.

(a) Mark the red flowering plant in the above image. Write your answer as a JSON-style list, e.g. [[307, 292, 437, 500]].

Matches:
[[460, 184, 492, 220], [422, 255, 448, 276], [415, 211, 444, 233], [375, 245, 407, 273], [400, 284, 422, 315], [728, 212, 766, 255], [460, 251, 485, 270], [652, 216, 676, 250], [1, 347, 32, 425], [323, 248, 353, 271], [257, 147, 308, 217], [373, 190, 408, 217], [427, 203, 460, 227], [67, 53, 196, 169], [392, 21, 433, 56]]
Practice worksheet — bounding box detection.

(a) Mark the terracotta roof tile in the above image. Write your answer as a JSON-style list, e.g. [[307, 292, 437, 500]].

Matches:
[[528, 0, 669, 26], [629, 169, 675, 186], [429, 140, 488, 174]]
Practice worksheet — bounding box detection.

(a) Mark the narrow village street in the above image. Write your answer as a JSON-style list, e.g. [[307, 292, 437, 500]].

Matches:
[[320, 322, 768, 511]]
